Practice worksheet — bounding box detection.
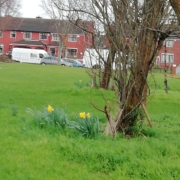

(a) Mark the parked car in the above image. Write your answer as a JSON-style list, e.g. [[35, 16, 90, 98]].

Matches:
[[40, 56, 72, 66], [62, 58, 84, 67], [61, 59, 72, 67]]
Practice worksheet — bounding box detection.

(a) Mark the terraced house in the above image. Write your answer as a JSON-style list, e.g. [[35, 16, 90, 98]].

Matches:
[[0, 16, 93, 60], [157, 35, 180, 72]]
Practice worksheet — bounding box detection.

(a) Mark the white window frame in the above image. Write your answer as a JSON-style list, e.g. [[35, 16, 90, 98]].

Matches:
[[24, 32, 32, 39], [164, 40, 174, 47], [68, 34, 77, 42], [39, 33, 48, 40], [66, 48, 77, 57], [52, 33, 60, 41], [161, 53, 174, 63], [10, 31, 16, 38]]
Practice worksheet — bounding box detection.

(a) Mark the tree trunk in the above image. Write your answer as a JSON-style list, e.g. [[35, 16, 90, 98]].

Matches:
[[116, 7, 161, 133], [100, 47, 116, 89], [100, 61, 112, 89], [169, 0, 180, 23]]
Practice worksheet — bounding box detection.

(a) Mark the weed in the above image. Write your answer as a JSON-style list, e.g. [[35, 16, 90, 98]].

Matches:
[[12, 105, 18, 116], [74, 80, 90, 88]]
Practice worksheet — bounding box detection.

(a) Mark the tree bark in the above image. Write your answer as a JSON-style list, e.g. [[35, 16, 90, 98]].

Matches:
[[169, 0, 180, 23], [100, 46, 116, 89], [100, 60, 112, 89]]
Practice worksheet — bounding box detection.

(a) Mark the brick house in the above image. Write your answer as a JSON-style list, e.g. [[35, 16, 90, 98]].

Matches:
[[0, 16, 93, 60], [156, 35, 180, 69]]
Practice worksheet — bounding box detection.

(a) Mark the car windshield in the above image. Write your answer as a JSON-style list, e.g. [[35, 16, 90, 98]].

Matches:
[[43, 53, 49, 57], [76, 61, 81, 64]]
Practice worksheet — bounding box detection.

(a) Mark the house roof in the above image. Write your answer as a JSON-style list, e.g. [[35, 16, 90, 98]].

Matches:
[[11, 40, 62, 47], [47, 42, 59, 46], [0, 16, 93, 34], [11, 40, 47, 46]]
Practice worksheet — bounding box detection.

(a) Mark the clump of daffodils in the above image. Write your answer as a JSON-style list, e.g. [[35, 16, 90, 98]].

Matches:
[[47, 105, 54, 112], [75, 111, 99, 139], [79, 112, 91, 119]]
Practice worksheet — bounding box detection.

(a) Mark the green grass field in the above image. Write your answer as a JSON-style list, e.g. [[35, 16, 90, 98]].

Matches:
[[0, 62, 180, 180]]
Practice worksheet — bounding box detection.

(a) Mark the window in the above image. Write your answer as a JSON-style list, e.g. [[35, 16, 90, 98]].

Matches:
[[40, 33, 48, 40], [52, 33, 60, 41], [10, 31, 16, 38], [68, 34, 77, 42], [39, 53, 44, 58], [66, 48, 77, 57], [0, 31, 3, 38], [155, 56, 160, 65], [161, 53, 174, 63], [165, 40, 174, 47], [30, 53, 37, 58], [24, 32, 32, 39], [49, 48, 56, 56]]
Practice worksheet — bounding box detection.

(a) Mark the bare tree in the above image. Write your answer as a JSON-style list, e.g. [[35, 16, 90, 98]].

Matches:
[[0, 0, 21, 17], [40, 0, 71, 64], [47, 0, 178, 137]]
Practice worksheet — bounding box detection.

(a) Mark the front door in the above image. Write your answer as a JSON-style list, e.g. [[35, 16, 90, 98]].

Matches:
[[0, 44, 4, 54], [50, 48, 56, 56]]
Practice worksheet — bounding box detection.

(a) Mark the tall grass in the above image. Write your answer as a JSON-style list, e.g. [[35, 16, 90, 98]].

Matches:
[[0, 62, 180, 180]]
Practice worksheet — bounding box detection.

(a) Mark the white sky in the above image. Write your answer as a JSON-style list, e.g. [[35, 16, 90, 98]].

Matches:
[[20, 0, 48, 18]]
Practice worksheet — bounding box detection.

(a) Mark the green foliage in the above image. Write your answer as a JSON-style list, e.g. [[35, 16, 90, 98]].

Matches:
[[74, 79, 90, 88], [123, 107, 145, 136], [26, 107, 69, 130], [73, 115, 100, 139], [126, 120, 144, 137], [26, 106, 100, 139], [11, 105, 18, 116]]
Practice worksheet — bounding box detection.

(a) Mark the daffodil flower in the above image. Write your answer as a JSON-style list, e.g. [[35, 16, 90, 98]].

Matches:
[[79, 80, 82, 82], [47, 105, 54, 112], [86, 113, 90, 118], [79, 112, 86, 119]]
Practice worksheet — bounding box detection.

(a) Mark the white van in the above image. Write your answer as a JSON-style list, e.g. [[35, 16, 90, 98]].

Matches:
[[83, 48, 109, 69], [83, 48, 130, 70], [12, 48, 49, 64]]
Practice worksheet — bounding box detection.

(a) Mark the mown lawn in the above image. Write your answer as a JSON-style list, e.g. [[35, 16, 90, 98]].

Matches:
[[0, 62, 180, 180]]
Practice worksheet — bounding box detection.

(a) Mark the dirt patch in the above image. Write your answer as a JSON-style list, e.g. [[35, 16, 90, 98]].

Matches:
[[0, 55, 13, 63], [166, 74, 180, 79]]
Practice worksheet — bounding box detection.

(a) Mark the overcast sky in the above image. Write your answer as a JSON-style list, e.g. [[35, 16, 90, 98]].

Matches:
[[20, 0, 47, 18], [20, 0, 144, 19]]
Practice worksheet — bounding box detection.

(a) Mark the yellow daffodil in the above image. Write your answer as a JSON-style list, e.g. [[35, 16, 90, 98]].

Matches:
[[79, 112, 86, 119], [86, 113, 90, 118], [79, 80, 82, 83], [47, 105, 54, 112]]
